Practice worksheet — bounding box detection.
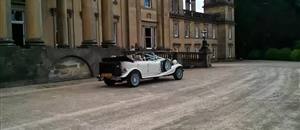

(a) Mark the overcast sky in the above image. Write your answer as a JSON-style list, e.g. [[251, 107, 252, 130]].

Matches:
[[183, 0, 204, 13], [197, 0, 204, 12]]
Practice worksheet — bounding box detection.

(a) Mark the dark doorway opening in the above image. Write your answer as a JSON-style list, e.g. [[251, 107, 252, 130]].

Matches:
[[11, 8, 25, 47], [12, 24, 24, 47], [145, 28, 152, 49]]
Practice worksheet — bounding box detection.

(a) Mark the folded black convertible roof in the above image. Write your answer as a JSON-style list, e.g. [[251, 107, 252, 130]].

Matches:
[[102, 56, 134, 62]]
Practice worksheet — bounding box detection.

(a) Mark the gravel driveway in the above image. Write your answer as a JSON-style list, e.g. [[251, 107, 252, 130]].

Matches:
[[0, 61, 299, 130]]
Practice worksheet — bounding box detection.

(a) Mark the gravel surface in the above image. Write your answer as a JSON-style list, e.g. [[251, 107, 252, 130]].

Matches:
[[0, 61, 299, 130]]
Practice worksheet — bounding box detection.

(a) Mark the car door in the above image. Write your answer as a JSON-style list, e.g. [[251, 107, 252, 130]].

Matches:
[[148, 59, 162, 76], [136, 61, 149, 78]]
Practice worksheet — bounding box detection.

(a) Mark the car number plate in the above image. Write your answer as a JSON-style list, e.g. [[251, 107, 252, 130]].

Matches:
[[101, 73, 113, 79]]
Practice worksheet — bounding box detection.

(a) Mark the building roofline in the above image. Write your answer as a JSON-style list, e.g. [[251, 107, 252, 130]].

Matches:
[[204, 2, 234, 8], [170, 10, 219, 23]]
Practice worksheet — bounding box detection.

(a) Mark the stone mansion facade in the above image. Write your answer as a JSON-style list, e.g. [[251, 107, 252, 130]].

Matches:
[[0, 0, 235, 60]]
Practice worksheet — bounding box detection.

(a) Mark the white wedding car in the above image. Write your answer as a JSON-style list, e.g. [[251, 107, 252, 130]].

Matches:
[[98, 52, 183, 87]]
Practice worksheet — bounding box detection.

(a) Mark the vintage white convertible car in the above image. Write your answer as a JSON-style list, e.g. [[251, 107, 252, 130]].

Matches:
[[98, 52, 183, 87]]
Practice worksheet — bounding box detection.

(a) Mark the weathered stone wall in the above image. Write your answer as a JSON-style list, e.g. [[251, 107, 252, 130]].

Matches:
[[0, 47, 121, 87]]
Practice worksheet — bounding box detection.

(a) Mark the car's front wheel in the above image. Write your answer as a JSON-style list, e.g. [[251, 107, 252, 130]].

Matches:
[[127, 71, 141, 87], [104, 79, 115, 86], [173, 67, 183, 80]]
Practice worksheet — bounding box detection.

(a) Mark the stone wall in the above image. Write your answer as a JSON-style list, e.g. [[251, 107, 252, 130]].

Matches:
[[0, 47, 121, 88]]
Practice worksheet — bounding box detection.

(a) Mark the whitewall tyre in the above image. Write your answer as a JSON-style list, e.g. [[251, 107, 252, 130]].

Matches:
[[173, 68, 183, 80], [127, 71, 141, 87]]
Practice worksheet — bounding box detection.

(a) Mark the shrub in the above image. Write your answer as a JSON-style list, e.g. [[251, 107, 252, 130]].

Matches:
[[264, 48, 292, 61], [248, 50, 263, 60], [290, 49, 300, 61], [265, 48, 280, 60], [278, 48, 292, 60]]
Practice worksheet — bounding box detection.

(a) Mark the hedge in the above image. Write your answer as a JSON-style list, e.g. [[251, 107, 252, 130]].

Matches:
[[247, 47, 299, 61], [265, 48, 280, 60], [290, 49, 300, 61], [279, 48, 292, 60], [264, 48, 293, 61]]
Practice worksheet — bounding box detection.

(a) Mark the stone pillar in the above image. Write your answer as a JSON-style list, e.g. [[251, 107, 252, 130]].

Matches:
[[121, 0, 129, 48], [25, 0, 44, 46], [178, 0, 184, 15], [200, 39, 212, 68], [157, 0, 163, 49], [101, 0, 115, 47], [171, 0, 178, 13], [136, 0, 142, 48], [191, 0, 196, 12], [0, 0, 14, 46], [81, 0, 98, 47], [185, 0, 190, 11], [56, 0, 69, 48]]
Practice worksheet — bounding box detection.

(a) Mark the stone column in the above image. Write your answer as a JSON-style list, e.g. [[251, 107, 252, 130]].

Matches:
[[121, 0, 129, 48], [178, 0, 184, 15], [56, 0, 69, 48], [25, 0, 44, 46], [81, 0, 98, 47], [200, 39, 212, 68], [101, 0, 115, 47], [157, 0, 163, 48], [185, 0, 190, 11], [191, 0, 196, 12], [0, 0, 14, 46]]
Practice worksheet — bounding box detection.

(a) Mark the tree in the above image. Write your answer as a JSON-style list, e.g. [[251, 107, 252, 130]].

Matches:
[[235, 0, 300, 58]]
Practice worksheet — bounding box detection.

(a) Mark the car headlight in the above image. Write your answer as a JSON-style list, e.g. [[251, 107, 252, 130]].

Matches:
[[172, 60, 178, 65]]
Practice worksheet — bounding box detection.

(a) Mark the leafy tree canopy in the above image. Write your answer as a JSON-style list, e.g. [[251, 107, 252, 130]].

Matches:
[[235, 0, 300, 58]]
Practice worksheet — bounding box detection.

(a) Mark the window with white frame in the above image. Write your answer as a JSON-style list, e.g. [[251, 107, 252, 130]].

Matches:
[[185, 22, 190, 38], [212, 46, 217, 58], [208, 24, 213, 38], [173, 22, 179, 38], [213, 27, 216, 39], [228, 44, 233, 58], [229, 26, 232, 39], [144, 0, 152, 8], [195, 25, 200, 38], [204, 24, 208, 38], [113, 22, 117, 43], [231, 8, 234, 21], [144, 27, 154, 49]]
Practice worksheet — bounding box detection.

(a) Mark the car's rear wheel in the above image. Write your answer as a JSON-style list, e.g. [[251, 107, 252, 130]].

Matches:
[[104, 79, 115, 86], [127, 71, 141, 87], [173, 67, 183, 80]]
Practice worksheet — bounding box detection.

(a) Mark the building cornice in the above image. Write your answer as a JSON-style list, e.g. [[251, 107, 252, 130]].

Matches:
[[12, 1, 25, 5], [170, 11, 235, 25], [170, 10, 218, 23], [216, 21, 235, 25], [204, 2, 234, 8]]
